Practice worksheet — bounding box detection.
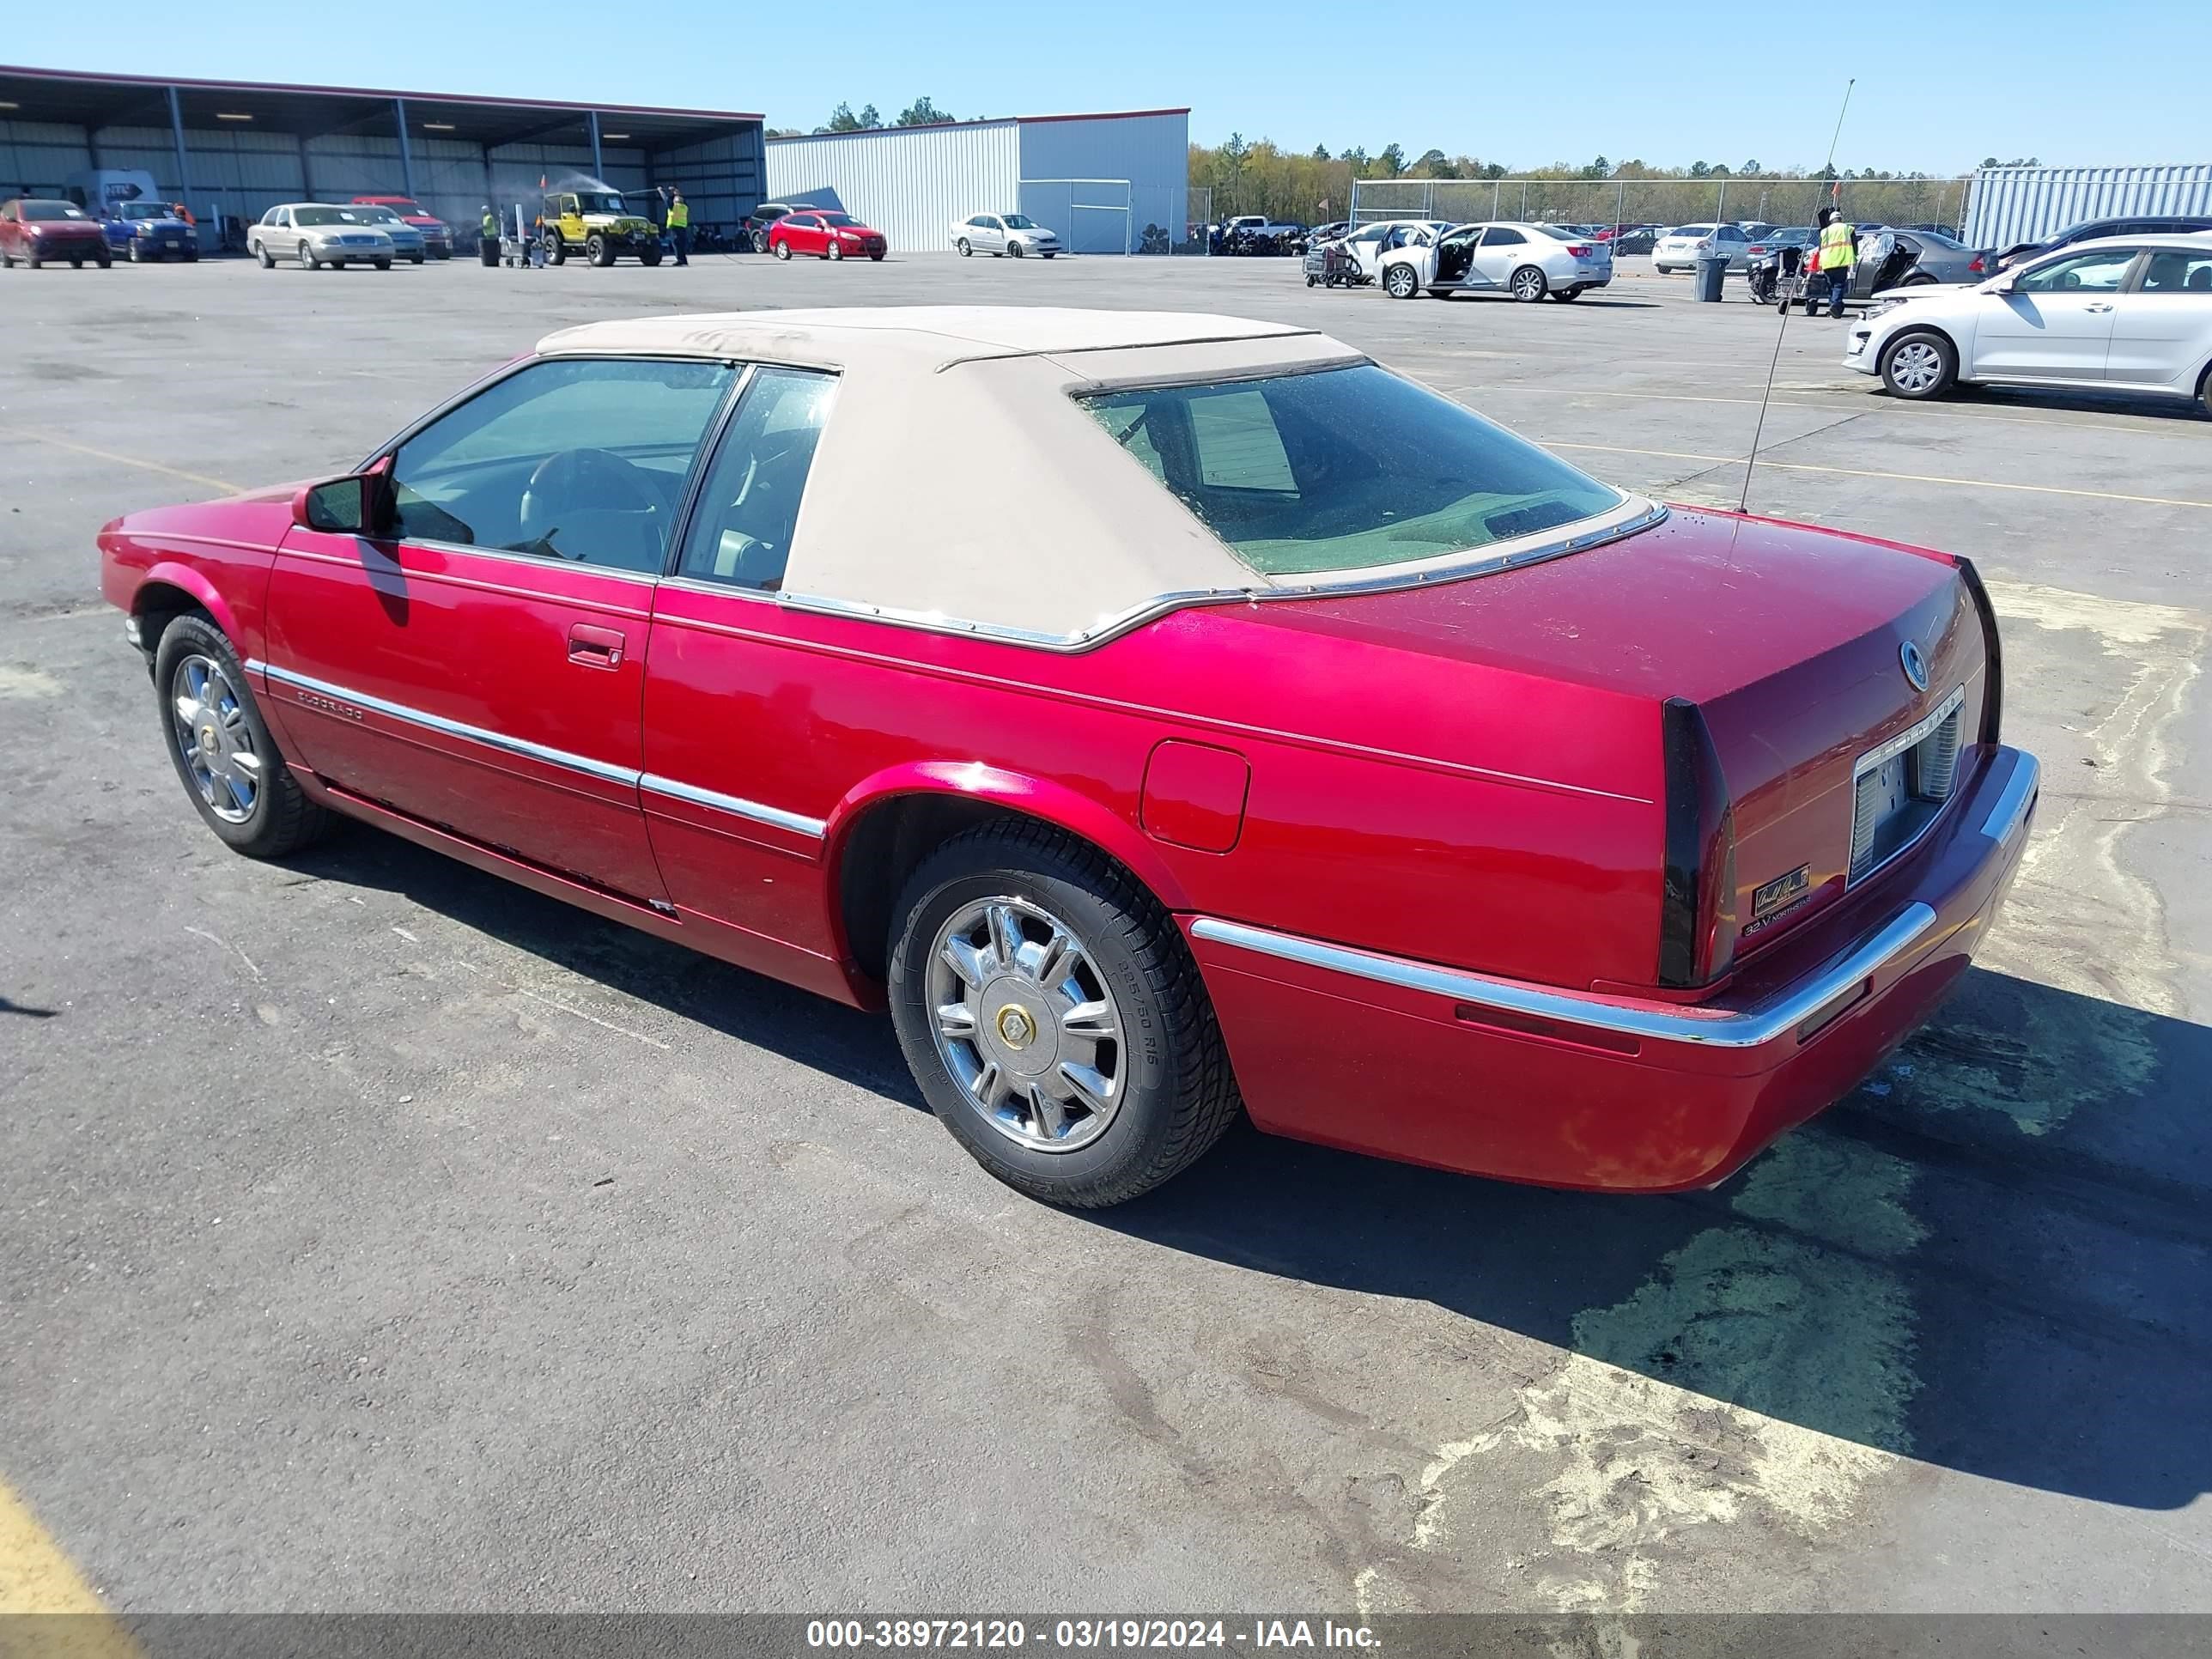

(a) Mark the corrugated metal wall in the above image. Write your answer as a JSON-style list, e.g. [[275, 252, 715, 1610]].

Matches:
[[1017, 112, 1188, 253], [767, 121, 1020, 252], [1964, 164, 2212, 250], [651, 128, 765, 234]]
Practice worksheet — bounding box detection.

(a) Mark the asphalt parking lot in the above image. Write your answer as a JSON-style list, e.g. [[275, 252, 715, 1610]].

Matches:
[[3, 250, 2209, 1620]]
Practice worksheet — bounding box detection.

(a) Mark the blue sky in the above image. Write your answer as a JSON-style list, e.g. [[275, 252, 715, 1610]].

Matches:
[[6, 0, 2203, 176]]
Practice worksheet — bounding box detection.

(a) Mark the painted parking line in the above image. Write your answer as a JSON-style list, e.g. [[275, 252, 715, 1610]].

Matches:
[[0, 1478, 138, 1656], [0, 428, 240, 495], [1543, 441, 2212, 510]]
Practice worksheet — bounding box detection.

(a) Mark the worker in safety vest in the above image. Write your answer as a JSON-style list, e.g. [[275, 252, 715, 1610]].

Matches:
[[665, 188, 690, 266], [1815, 206, 1856, 319], [479, 205, 501, 267]]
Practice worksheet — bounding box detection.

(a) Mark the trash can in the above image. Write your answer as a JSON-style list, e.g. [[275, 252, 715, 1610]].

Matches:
[[1694, 254, 1728, 302], [478, 235, 500, 268]]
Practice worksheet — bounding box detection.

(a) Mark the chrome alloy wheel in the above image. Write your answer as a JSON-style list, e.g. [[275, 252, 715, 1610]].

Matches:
[[170, 654, 262, 823], [926, 896, 1124, 1153], [1889, 339, 1943, 394]]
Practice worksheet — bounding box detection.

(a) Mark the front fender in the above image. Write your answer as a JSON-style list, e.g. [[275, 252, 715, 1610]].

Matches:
[[123, 559, 246, 648], [823, 760, 1196, 915]]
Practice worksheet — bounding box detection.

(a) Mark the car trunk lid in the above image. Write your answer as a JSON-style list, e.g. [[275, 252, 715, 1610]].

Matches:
[[1230, 506, 1995, 981]]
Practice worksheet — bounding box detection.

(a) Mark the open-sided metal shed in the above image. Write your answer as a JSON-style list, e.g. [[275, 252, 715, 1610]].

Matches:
[[0, 64, 764, 248]]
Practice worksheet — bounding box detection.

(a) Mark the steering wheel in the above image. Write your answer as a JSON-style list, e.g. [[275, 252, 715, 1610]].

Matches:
[[517, 447, 661, 547]]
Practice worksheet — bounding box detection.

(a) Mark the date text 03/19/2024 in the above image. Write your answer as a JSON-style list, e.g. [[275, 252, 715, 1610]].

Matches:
[[804, 1620, 1381, 1650]]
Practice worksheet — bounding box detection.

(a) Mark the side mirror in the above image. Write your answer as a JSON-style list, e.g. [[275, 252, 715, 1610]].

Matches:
[[293, 455, 395, 536]]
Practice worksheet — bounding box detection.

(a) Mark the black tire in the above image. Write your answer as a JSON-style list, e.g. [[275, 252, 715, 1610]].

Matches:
[[2194, 362, 2211, 420], [1383, 262, 1419, 299], [587, 234, 611, 266], [1009, 240, 1024, 258], [827, 240, 843, 261], [1510, 264, 1547, 301], [1306, 274, 1317, 287], [888, 821, 1240, 1208], [410, 252, 425, 264], [869, 251, 884, 261], [641, 246, 663, 266], [70, 257, 84, 268], [1039, 251, 1054, 259], [751, 228, 769, 253], [1880, 328, 1958, 400], [94, 255, 111, 269], [544, 234, 566, 265], [1426, 287, 1449, 299], [299, 244, 317, 270], [152, 615, 332, 859], [957, 238, 971, 256], [255, 242, 274, 268], [1553, 286, 1583, 301], [130, 241, 143, 263], [26, 256, 40, 270], [374, 258, 392, 270]]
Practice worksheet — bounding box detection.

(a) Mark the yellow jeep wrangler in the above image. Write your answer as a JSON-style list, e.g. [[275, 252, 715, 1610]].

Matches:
[[538, 190, 663, 266]]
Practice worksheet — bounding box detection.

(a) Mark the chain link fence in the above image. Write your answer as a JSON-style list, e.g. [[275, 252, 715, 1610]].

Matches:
[[1348, 175, 1974, 235], [1180, 186, 1212, 254]]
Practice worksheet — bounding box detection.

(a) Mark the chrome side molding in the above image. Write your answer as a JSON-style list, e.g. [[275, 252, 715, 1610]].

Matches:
[[251, 659, 825, 839], [1190, 903, 1941, 1051]]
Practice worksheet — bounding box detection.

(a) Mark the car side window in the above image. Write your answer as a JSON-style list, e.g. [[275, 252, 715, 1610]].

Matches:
[[676, 368, 839, 593], [386, 357, 737, 574], [2014, 249, 2139, 294], [2138, 250, 2212, 294], [1481, 228, 1526, 246]]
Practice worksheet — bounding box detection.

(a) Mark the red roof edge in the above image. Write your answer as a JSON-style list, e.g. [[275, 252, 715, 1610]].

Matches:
[[1017, 107, 1191, 125], [0, 63, 762, 124]]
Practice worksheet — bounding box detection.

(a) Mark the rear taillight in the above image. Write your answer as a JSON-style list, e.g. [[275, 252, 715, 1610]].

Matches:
[[1565, 244, 1590, 257], [1659, 698, 1737, 988], [1967, 254, 1985, 274]]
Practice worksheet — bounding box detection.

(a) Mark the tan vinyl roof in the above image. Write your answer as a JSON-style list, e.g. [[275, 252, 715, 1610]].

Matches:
[[532, 307, 1391, 645]]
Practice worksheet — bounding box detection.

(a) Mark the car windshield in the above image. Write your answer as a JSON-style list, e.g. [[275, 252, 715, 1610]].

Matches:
[[816, 211, 858, 227], [23, 202, 88, 221], [119, 203, 171, 220], [1001, 214, 1039, 229], [295, 207, 366, 227], [384, 201, 427, 216], [575, 192, 626, 214], [355, 207, 401, 222], [1079, 365, 1625, 577]]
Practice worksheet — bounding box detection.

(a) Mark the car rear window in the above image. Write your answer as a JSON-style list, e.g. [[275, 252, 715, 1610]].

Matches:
[[1079, 365, 1624, 577], [1674, 225, 1715, 237]]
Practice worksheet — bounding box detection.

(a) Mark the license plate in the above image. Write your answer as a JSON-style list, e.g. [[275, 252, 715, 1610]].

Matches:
[[1864, 752, 1910, 831]]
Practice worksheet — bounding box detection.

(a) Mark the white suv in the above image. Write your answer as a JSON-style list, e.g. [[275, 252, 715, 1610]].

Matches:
[[1845, 233, 2212, 412]]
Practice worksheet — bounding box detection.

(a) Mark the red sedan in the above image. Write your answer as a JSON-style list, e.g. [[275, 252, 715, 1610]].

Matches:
[[97, 307, 2037, 1208], [1, 198, 112, 268], [769, 210, 887, 262]]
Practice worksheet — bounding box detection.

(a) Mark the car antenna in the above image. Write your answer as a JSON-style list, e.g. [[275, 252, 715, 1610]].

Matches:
[[1741, 76, 1856, 514]]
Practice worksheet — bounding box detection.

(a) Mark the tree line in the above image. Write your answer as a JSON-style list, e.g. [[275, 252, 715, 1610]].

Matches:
[[1190, 136, 1990, 229], [766, 98, 960, 138]]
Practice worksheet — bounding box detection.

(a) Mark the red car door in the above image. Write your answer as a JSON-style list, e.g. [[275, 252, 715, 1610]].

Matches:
[[785, 214, 823, 256], [262, 355, 741, 900], [635, 365, 848, 989]]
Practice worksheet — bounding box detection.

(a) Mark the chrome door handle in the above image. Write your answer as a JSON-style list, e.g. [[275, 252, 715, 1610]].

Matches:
[[2084, 302, 2114, 313], [567, 623, 626, 669]]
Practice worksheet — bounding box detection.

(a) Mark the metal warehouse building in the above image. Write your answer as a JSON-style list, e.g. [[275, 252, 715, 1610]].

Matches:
[[766, 109, 1188, 254], [0, 64, 764, 250], [1963, 162, 2212, 250]]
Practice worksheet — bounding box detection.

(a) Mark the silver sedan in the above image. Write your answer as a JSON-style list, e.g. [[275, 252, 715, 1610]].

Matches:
[[248, 204, 396, 270], [952, 213, 1061, 258]]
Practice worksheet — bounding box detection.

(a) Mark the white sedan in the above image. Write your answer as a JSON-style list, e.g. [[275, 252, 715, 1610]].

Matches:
[[952, 213, 1060, 258], [1379, 222, 1613, 302], [1845, 232, 2212, 411], [1653, 222, 1752, 273]]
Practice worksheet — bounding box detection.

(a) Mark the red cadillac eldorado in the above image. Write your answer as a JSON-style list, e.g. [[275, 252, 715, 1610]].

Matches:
[[99, 307, 2039, 1207]]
